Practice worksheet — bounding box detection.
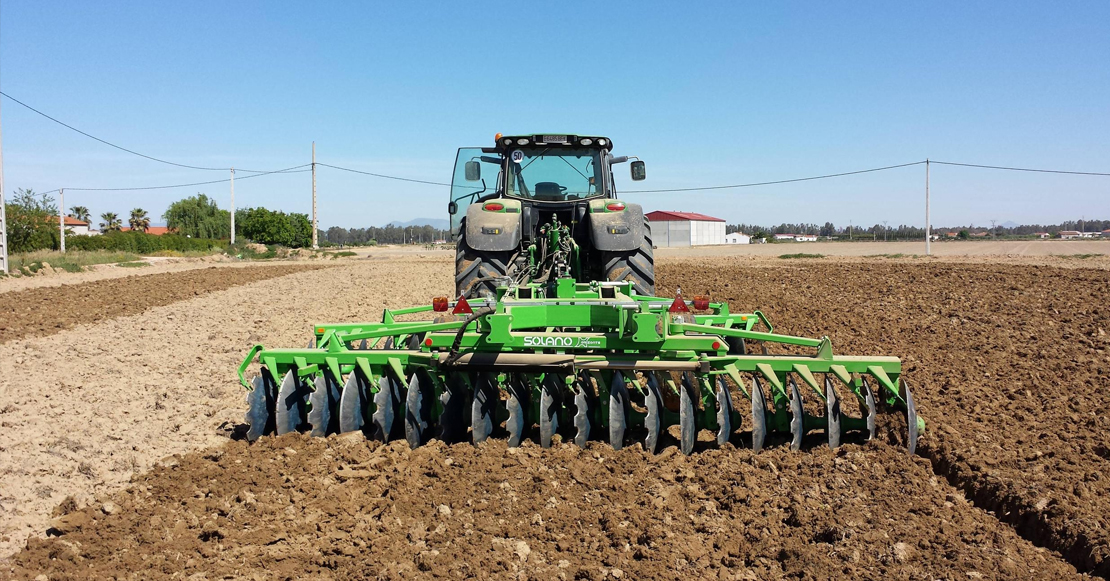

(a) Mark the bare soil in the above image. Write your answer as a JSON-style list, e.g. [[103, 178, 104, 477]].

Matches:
[[4, 436, 1081, 581], [1, 253, 1108, 579], [0, 264, 327, 343]]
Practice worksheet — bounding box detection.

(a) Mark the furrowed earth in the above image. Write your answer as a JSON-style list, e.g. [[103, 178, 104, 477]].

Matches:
[[1, 246, 1107, 579]]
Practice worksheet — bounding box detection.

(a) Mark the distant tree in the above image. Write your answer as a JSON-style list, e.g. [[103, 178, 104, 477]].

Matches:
[[958, 229, 970, 240], [4, 188, 59, 252], [164, 194, 230, 239], [128, 208, 150, 232], [236, 207, 312, 248], [69, 205, 91, 223], [820, 222, 836, 237], [100, 212, 122, 232]]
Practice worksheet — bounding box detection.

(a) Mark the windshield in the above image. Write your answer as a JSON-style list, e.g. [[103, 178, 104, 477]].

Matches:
[[505, 148, 603, 201]]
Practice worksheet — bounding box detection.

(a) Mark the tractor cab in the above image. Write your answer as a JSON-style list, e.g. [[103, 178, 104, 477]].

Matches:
[[448, 134, 645, 239]]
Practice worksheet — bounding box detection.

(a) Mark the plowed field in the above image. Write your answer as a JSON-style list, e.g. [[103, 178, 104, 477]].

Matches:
[[2, 252, 1108, 579]]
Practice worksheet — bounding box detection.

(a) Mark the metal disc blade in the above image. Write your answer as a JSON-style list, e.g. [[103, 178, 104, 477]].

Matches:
[[608, 372, 629, 450], [540, 375, 561, 448], [751, 377, 767, 454], [573, 388, 591, 448], [245, 375, 271, 441], [679, 373, 696, 455], [643, 373, 663, 454], [901, 379, 918, 455], [359, 339, 368, 350], [471, 373, 495, 444], [825, 377, 841, 449], [383, 337, 395, 350], [788, 378, 804, 451], [307, 338, 315, 349], [439, 374, 468, 443], [371, 377, 397, 442], [275, 371, 305, 435], [405, 372, 428, 449], [338, 371, 365, 434], [505, 376, 527, 447], [716, 376, 734, 446], [307, 375, 331, 437], [861, 378, 877, 441]]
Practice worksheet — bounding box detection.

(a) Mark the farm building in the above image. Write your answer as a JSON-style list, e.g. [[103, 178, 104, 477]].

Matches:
[[645, 211, 725, 247], [1059, 231, 1081, 239], [724, 232, 750, 244], [55, 216, 91, 236], [1034, 232, 1049, 239]]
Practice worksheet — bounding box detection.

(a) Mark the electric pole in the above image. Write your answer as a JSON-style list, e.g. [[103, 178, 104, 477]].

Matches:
[[312, 142, 318, 249], [990, 219, 997, 239], [0, 95, 7, 274], [59, 189, 65, 252], [230, 168, 235, 245], [925, 159, 931, 256], [882, 220, 888, 242]]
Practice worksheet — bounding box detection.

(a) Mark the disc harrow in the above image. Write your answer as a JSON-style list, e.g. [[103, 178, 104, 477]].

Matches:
[[238, 279, 924, 454]]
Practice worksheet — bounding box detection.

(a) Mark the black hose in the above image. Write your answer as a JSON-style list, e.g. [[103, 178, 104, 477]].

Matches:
[[443, 306, 494, 366]]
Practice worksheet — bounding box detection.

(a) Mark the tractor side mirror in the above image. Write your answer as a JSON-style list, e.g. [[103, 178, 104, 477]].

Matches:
[[464, 161, 481, 181], [448, 201, 458, 215], [630, 160, 646, 181]]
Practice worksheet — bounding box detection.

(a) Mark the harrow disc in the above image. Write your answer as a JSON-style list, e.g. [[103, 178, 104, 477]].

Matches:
[[861, 377, 877, 441], [751, 377, 768, 454], [245, 374, 274, 442], [338, 370, 367, 434], [679, 373, 697, 455], [572, 383, 591, 448], [276, 371, 310, 435], [825, 377, 842, 449], [788, 377, 804, 451], [902, 379, 918, 455], [439, 374, 468, 443], [372, 376, 403, 442], [608, 372, 630, 450], [643, 373, 664, 454], [405, 371, 433, 449], [471, 373, 497, 444], [715, 376, 734, 446], [539, 374, 562, 448], [308, 374, 341, 438], [505, 375, 528, 447]]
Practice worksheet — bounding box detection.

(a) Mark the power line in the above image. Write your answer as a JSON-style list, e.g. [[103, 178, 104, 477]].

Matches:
[[622, 161, 927, 193], [0, 91, 283, 174], [63, 164, 311, 192], [930, 160, 1110, 177], [317, 162, 452, 187]]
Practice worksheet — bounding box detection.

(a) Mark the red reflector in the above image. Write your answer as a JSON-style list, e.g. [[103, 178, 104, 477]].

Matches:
[[316, 327, 324, 334], [668, 294, 690, 313], [432, 297, 448, 312], [693, 295, 709, 310], [712, 341, 721, 350], [452, 296, 473, 315], [605, 202, 625, 211], [424, 337, 433, 347], [484, 202, 504, 212]]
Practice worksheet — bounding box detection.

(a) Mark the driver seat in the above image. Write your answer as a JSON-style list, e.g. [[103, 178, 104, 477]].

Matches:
[[533, 182, 565, 201]]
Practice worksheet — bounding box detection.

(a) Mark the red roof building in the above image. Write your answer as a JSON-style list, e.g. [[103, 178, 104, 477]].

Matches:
[[120, 226, 173, 235], [644, 210, 726, 247]]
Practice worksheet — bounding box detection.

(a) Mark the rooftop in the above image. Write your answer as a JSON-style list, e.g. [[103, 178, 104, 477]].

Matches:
[[645, 211, 725, 222]]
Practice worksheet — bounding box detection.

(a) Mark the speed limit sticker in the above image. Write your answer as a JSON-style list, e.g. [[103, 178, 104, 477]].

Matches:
[[510, 149, 524, 164]]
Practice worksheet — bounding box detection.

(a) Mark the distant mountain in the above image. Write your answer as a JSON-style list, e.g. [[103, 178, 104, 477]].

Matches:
[[1001, 221, 1019, 229], [388, 218, 450, 230]]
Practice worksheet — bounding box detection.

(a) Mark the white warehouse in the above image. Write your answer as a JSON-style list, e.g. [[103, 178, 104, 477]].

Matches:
[[645, 211, 726, 247]]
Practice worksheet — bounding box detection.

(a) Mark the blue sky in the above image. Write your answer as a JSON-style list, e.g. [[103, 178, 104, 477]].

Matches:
[[2, 1, 1107, 229]]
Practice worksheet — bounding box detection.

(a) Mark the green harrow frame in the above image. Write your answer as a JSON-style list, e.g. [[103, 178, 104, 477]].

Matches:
[[239, 279, 923, 454]]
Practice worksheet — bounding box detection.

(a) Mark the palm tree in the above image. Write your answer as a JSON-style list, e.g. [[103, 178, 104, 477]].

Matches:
[[100, 212, 122, 232], [129, 208, 150, 233], [69, 205, 91, 224]]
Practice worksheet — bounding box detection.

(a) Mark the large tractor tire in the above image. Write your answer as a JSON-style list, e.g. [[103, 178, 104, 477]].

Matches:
[[602, 218, 655, 296], [455, 220, 520, 299]]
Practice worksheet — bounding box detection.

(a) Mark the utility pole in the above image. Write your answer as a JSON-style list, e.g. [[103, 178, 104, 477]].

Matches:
[[59, 189, 65, 252], [990, 219, 997, 239], [925, 159, 931, 256], [882, 220, 888, 242], [311, 142, 318, 249], [230, 168, 235, 245], [0, 95, 7, 274]]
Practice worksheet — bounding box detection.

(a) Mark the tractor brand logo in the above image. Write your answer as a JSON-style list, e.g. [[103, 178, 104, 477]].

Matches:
[[523, 336, 603, 348]]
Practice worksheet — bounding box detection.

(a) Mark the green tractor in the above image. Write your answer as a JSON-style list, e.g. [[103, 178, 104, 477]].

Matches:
[[449, 134, 654, 299], [238, 133, 923, 455]]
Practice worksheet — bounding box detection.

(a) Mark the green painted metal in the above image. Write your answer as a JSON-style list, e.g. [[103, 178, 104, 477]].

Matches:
[[239, 275, 924, 452]]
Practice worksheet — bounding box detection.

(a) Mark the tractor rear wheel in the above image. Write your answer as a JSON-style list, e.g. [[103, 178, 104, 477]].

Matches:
[[602, 218, 655, 296], [455, 219, 520, 299]]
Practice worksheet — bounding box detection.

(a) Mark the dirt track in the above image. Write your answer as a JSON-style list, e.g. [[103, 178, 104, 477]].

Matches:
[[1, 253, 1108, 578]]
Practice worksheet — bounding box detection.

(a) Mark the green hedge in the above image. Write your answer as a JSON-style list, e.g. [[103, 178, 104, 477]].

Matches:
[[66, 231, 225, 254]]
